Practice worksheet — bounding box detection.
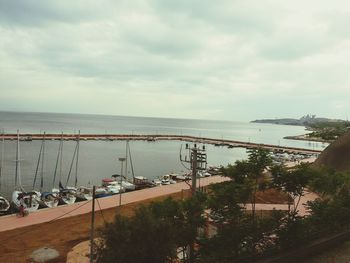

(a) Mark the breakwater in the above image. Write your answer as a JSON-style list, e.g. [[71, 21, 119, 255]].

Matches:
[[2, 133, 322, 154]]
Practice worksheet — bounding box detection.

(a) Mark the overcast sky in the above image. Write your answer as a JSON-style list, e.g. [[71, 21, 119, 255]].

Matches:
[[0, 0, 349, 121]]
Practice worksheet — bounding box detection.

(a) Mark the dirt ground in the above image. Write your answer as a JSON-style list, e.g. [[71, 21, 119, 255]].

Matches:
[[0, 187, 288, 263], [0, 191, 192, 263], [256, 188, 291, 204]]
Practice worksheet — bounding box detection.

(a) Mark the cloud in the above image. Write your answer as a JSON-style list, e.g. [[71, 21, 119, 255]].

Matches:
[[0, 0, 108, 26], [0, 0, 349, 121]]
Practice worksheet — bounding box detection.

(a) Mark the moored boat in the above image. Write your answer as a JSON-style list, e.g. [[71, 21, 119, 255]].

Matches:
[[112, 174, 136, 191], [102, 179, 125, 195], [39, 192, 59, 208], [152, 178, 162, 186], [160, 174, 176, 185], [32, 132, 59, 208], [72, 131, 93, 201], [0, 132, 10, 213], [134, 176, 153, 189], [52, 133, 77, 205], [53, 186, 77, 205], [11, 130, 40, 212], [0, 195, 10, 213], [95, 187, 111, 198], [76, 186, 93, 201], [171, 173, 190, 181], [12, 190, 40, 212]]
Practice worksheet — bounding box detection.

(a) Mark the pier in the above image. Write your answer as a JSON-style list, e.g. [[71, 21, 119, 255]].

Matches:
[[0, 176, 228, 233], [3, 133, 323, 154]]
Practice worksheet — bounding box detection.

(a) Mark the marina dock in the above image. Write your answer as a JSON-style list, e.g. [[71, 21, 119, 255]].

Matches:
[[0, 176, 228, 233], [2, 133, 322, 154]]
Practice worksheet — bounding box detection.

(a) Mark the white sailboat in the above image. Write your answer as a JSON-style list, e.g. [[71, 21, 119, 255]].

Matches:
[[0, 131, 10, 213], [76, 186, 93, 201], [124, 141, 154, 189], [74, 131, 93, 201], [159, 174, 176, 185], [32, 132, 59, 208], [110, 141, 136, 191], [110, 173, 136, 191], [102, 141, 139, 195], [52, 133, 76, 205], [102, 179, 124, 195], [0, 195, 10, 213], [11, 130, 40, 212]]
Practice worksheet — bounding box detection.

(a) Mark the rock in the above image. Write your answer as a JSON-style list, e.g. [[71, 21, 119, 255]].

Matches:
[[66, 240, 90, 263], [30, 247, 59, 263], [314, 131, 350, 171]]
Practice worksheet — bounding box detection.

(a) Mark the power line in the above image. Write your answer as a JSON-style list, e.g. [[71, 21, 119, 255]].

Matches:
[[96, 198, 107, 225]]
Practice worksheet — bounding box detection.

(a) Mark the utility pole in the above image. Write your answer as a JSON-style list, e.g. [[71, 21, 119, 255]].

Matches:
[[90, 185, 96, 263], [191, 147, 198, 195], [180, 143, 207, 263], [180, 143, 207, 195]]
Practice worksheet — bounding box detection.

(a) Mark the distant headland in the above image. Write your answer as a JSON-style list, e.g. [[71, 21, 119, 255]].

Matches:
[[251, 115, 345, 126], [252, 115, 350, 142]]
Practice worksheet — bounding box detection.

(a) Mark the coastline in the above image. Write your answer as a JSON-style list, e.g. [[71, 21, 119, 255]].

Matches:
[[284, 134, 331, 144], [0, 158, 318, 262]]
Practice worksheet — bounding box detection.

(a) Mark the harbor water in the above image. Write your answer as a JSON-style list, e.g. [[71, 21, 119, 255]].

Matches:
[[0, 111, 327, 199]]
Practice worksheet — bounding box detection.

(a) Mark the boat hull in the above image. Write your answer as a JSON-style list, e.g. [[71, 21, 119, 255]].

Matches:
[[0, 196, 10, 213], [76, 187, 93, 201], [12, 191, 40, 212], [39, 192, 59, 208], [52, 187, 77, 205]]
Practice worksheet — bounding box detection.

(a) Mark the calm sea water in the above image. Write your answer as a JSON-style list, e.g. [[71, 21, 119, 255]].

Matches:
[[0, 111, 327, 199]]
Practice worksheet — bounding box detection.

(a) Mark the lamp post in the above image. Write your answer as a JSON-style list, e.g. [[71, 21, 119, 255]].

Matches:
[[118, 157, 126, 207]]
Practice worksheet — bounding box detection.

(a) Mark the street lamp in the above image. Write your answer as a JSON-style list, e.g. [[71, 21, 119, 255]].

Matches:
[[118, 157, 126, 207]]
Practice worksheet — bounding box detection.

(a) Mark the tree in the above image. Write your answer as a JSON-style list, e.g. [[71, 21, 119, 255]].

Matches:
[[222, 148, 272, 220], [307, 181, 350, 235], [96, 196, 206, 263], [308, 167, 350, 197], [200, 149, 282, 262], [96, 203, 178, 263], [270, 163, 311, 214]]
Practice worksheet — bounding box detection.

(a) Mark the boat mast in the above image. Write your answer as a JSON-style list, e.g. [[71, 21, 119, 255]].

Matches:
[[66, 132, 78, 187], [40, 132, 46, 192], [74, 130, 80, 188], [59, 132, 63, 188], [125, 140, 129, 181], [0, 129, 4, 192], [15, 130, 23, 191], [33, 134, 44, 190], [128, 141, 135, 180], [53, 132, 63, 188]]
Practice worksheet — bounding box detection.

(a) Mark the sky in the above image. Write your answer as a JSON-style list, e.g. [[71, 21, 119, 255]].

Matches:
[[0, 0, 349, 121]]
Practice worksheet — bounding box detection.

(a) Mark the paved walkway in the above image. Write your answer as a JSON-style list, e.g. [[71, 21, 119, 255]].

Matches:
[[0, 158, 319, 233], [0, 176, 228, 233], [244, 190, 319, 217]]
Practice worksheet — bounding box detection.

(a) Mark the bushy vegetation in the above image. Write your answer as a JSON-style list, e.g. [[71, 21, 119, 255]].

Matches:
[[307, 121, 350, 141], [96, 194, 207, 263], [97, 149, 350, 262]]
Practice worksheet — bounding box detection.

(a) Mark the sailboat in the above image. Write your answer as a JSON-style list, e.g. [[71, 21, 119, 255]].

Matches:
[[32, 132, 59, 208], [11, 130, 40, 212], [111, 141, 136, 191], [52, 133, 77, 205], [0, 131, 10, 213], [74, 131, 93, 201]]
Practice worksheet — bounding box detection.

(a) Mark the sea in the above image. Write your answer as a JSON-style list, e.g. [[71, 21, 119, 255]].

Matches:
[[0, 111, 327, 199]]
